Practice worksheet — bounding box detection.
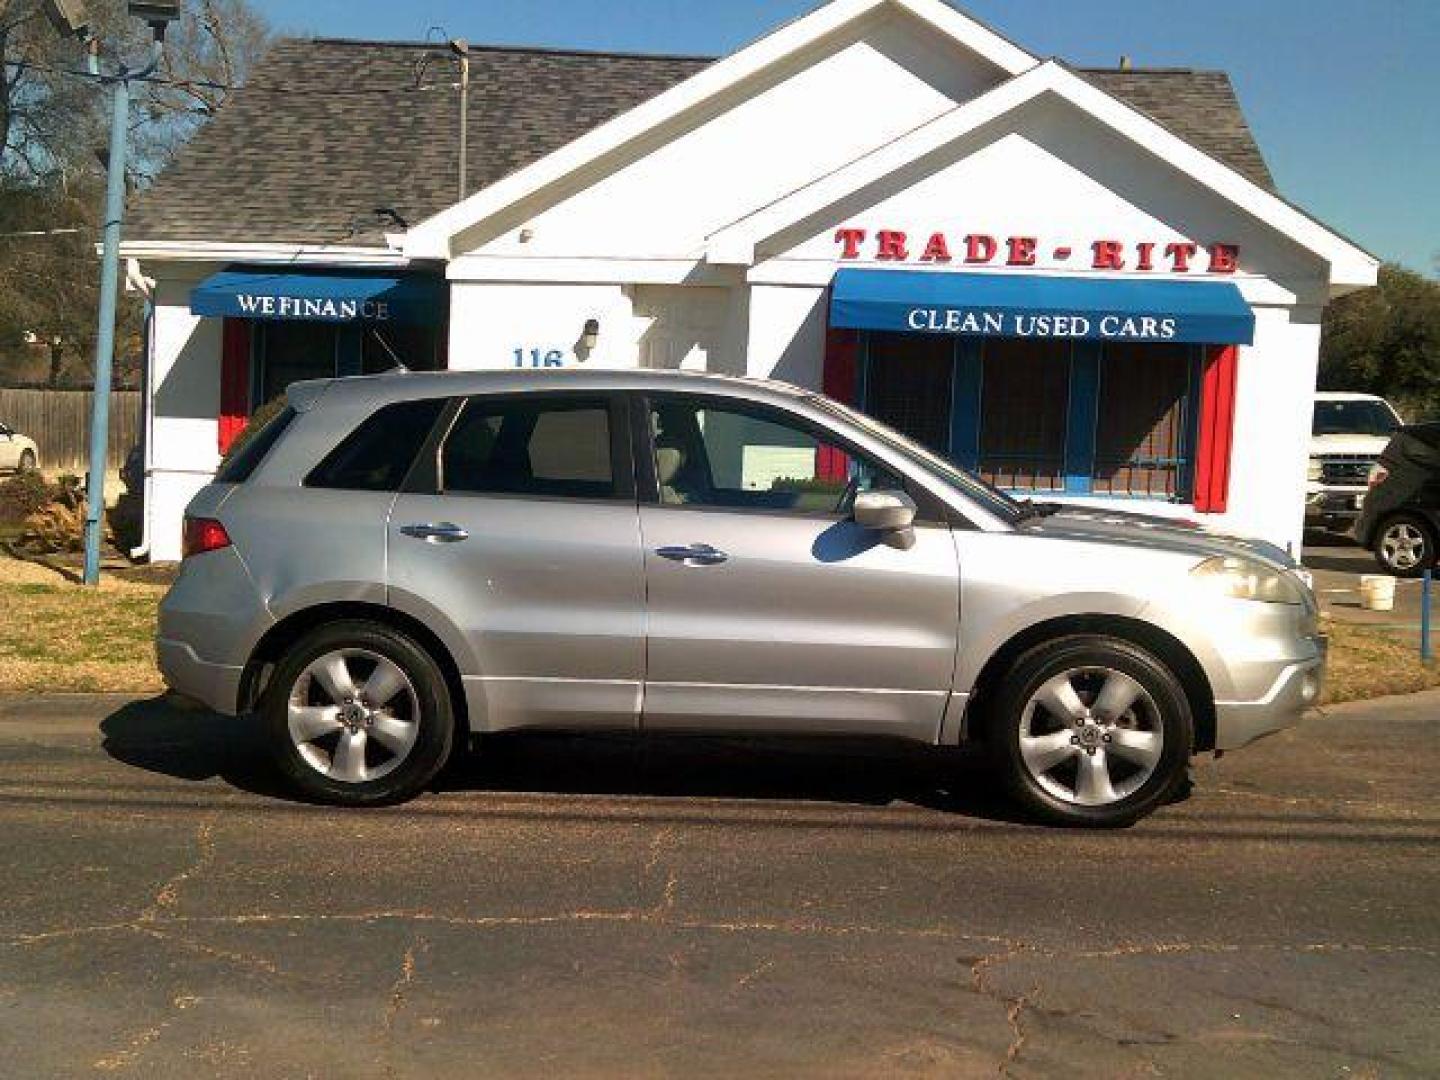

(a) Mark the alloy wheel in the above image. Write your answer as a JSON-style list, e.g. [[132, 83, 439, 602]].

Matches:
[[1018, 666, 1165, 807], [1381, 523, 1428, 572], [287, 649, 421, 784]]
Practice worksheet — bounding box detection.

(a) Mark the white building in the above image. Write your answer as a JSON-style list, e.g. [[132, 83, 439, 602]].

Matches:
[[124, 0, 1377, 563]]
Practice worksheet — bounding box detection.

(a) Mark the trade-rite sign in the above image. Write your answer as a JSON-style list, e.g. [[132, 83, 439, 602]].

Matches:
[[834, 228, 1241, 275]]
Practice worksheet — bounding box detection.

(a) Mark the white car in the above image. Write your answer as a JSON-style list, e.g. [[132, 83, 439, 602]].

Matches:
[[0, 421, 39, 474], [1307, 393, 1403, 534]]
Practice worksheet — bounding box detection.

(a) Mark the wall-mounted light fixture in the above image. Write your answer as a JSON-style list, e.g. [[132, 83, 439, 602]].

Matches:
[[582, 319, 601, 352]]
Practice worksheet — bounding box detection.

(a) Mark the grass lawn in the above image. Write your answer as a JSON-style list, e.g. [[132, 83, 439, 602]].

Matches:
[[0, 554, 167, 694], [0, 552, 1435, 703], [1323, 618, 1440, 705]]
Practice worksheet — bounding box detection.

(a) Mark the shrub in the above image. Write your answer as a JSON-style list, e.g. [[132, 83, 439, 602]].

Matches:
[[220, 396, 288, 468], [14, 476, 108, 555], [0, 472, 54, 525]]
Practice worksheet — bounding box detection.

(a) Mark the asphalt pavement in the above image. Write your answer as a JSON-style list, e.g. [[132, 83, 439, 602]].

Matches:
[[1, 692, 1438, 1078]]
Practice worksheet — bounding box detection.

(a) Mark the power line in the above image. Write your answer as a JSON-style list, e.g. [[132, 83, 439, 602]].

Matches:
[[0, 227, 88, 239], [2, 59, 461, 98]]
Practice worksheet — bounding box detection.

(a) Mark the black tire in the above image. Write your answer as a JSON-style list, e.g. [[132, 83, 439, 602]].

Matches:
[[988, 636, 1194, 828], [17, 449, 36, 473], [261, 620, 455, 806], [1372, 514, 1437, 580]]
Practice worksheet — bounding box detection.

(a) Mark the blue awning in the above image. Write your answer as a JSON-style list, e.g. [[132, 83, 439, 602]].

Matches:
[[830, 269, 1255, 346], [191, 267, 444, 325]]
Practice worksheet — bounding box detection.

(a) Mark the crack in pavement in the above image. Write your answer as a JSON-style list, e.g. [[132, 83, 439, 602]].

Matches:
[[381, 935, 430, 1078], [735, 958, 775, 989], [7, 912, 1434, 961], [140, 819, 216, 923], [135, 925, 282, 976], [90, 822, 221, 1074], [92, 993, 201, 1072], [384, 937, 428, 1032], [1002, 988, 1036, 1076], [641, 826, 679, 920], [966, 941, 1035, 1075]]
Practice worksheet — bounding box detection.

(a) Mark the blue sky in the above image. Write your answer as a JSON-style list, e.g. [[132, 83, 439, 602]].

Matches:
[[249, 0, 1438, 277]]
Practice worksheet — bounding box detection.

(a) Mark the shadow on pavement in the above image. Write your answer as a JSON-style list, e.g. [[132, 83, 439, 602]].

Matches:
[[99, 697, 293, 801], [99, 696, 1029, 824]]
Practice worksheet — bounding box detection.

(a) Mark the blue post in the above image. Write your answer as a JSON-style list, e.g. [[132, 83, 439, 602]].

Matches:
[[1423, 570, 1434, 663], [82, 70, 131, 586]]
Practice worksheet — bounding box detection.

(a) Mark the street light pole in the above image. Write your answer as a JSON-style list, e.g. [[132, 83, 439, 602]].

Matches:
[[63, 4, 175, 585], [82, 57, 134, 585]]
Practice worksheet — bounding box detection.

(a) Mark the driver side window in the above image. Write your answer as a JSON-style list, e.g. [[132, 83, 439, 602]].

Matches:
[[649, 397, 900, 514]]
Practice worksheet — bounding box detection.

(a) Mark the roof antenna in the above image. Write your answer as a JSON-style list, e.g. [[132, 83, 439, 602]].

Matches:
[[367, 328, 410, 374]]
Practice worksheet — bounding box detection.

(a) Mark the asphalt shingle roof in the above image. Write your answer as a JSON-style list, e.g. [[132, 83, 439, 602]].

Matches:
[[1079, 67, 1275, 191], [128, 38, 1275, 247]]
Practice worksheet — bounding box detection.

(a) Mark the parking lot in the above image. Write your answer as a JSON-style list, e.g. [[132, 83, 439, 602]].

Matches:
[[1, 690, 1437, 1078], [1305, 534, 1431, 635]]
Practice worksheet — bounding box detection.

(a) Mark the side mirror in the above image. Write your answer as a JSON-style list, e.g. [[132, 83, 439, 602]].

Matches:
[[853, 490, 918, 549]]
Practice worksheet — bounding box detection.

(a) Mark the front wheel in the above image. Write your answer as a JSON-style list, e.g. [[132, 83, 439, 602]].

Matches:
[[1374, 515, 1436, 579], [989, 636, 1194, 828], [261, 620, 455, 806], [17, 449, 36, 473]]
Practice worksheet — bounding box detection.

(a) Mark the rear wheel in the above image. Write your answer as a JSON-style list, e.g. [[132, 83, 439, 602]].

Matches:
[[262, 620, 455, 806], [1374, 515, 1436, 579], [989, 636, 1193, 828], [17, 449, 35, 473]]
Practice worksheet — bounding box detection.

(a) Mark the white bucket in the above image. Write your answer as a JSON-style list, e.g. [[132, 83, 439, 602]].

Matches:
[[1360, 575, 1397, 612]]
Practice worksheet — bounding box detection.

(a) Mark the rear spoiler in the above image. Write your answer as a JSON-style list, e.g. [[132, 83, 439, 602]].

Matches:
[[285, 379, 336, 414]]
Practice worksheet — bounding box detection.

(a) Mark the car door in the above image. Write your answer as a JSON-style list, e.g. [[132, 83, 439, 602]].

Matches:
[[636, 392, 961, 742], [388, 392, 646, 733]]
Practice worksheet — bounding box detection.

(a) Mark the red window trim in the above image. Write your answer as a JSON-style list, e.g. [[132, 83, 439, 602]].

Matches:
[[818, 327, 860, 481], [1193, 344, 1239, 514], [218, 319, 252, 455]]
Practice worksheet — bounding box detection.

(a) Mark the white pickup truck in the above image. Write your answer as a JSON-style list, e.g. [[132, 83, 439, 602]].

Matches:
[[1306, 392, 1403, 534]]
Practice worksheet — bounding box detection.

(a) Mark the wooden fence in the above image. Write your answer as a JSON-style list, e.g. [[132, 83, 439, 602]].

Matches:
[[0, 389, 141, 473]]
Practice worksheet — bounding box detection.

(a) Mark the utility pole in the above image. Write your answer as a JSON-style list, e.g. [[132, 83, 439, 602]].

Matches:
[[43, 2, 177, 585]]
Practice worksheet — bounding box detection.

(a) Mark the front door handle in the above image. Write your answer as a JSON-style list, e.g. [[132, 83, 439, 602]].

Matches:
[[656, 543, 729, 567], [400, 522, 470, 544]]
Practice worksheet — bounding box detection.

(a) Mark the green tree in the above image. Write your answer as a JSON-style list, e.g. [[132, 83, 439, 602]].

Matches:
[[1320, 263, 1440, 422]]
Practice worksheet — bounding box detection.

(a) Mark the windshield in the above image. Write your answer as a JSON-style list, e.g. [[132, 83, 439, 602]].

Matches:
[[808, 395, 1025, 523], [1314, 400, 1400, 437]]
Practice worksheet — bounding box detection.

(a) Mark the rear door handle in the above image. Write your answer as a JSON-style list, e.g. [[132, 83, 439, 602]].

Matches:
[[400, 522, 470, 544], [656, 543, 729, 567]]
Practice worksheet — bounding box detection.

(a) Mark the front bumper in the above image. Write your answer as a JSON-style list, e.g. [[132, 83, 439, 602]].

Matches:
[[1306, 488, 1367, 524], [1213, 637, 1327, 751]]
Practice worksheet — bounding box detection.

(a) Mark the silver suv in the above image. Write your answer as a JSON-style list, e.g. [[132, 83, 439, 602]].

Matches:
[[159, 370, 1324, 826]]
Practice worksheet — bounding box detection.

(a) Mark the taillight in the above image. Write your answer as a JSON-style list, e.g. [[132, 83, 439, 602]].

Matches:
[[183, 517, 232, 558], [1368, 464, 1389, 488]]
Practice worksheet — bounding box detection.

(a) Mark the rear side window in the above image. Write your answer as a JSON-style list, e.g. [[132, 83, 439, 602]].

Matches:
[[216, 407, 297, 484], [307, 398, 448, 492], [442, 397, 615, 500]]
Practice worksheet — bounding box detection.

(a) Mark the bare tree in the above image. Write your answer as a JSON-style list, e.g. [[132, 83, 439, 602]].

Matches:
[[0, 0, 269, 386], [137, 0, 271, 175]]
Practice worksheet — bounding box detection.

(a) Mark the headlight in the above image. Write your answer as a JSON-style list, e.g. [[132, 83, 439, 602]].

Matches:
[[1191, 556, 1306, 605], [1307, 458, 1324, 483]]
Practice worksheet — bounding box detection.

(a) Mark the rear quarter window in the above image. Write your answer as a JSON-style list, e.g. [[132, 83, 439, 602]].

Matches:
[[216, 407, 297, 484], [307, 398, 449, 492]]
